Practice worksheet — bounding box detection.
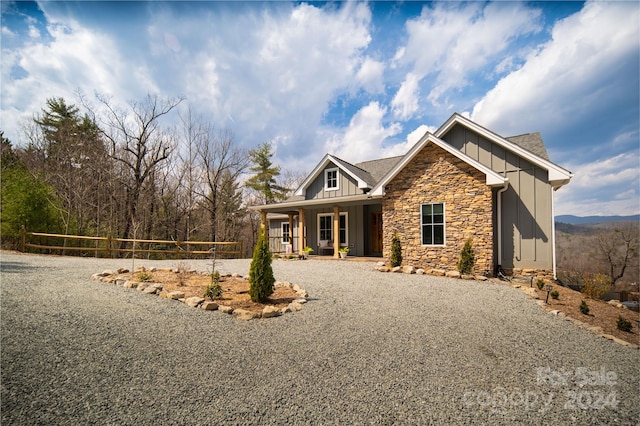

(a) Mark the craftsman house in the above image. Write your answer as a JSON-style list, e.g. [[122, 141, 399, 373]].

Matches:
[[252, 113, 573, 278]]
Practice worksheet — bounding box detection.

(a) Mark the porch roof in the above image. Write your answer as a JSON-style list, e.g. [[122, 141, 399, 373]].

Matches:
[[248, 193, 380, 214]]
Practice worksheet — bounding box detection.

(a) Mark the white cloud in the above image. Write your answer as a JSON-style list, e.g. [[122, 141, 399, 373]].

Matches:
[[471, 1, 639, 136], [1, 16, 161, 144], [555, 152, 640, 216], [383, 123, 436, 158], [355, 56, 384, 94], [399, 2, 542, 106], [2, 26, 15, 37], [325, 101, 402, 162], [28, 24, 40, 39], [391, 72, 420, 120], [218, 2, 373, 158]]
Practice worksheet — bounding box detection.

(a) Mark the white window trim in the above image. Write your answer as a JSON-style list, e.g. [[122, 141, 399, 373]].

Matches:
[[421, 202, 446, 247], [317, 212, 348, 246], [324, 168, 339, 191], [281, 222, 290, 244]]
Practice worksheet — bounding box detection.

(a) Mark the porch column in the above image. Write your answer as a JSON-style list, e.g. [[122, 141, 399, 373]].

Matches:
[[333, 205, 340, 258], [260, 210, 267, 229], [298, 208, 306, 255], [287, 213, 294, 249]]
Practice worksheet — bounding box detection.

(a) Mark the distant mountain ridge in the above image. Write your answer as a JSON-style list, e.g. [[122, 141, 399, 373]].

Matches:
[[556, 214, 640, 224]]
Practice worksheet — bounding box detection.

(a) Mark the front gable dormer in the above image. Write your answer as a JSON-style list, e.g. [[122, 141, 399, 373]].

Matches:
[[294, 154, 375, 199]]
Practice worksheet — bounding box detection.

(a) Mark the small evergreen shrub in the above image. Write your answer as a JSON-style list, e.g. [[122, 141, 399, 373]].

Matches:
[[617, 316, 632, 333], [249, 228, 275, 303], [536, 279, 545, 290], [204, 283, 222, 300], [136, 271, 153, 282], [204, 270, 222, 299], [550, 290, 559, 300], [457, 238, 475, 275], [390, 233, 402, 267], [580, 300, 590, 315]]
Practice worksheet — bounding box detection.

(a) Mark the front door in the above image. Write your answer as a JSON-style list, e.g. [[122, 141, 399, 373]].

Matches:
[[370, 212, 383, 254]]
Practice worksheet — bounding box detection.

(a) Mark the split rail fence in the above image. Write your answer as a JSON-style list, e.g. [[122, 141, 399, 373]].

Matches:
[[20, 227, 242, 259]]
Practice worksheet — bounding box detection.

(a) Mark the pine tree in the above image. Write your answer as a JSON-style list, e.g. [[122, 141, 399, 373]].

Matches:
[[249, 227, 275, 303], [390, 232, 402, 267], [245, 142, 287, 204]]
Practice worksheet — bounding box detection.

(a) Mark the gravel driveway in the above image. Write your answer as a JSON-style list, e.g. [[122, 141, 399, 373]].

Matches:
[[1, 251, 638, 425]]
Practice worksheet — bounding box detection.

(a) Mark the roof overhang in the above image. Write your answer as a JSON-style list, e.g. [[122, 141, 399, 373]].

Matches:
[[369, 132, 508, 197], [436, 113, 574, 189]]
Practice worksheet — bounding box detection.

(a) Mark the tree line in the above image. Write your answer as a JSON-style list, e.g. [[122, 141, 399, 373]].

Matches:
[[1, 94, 300, 257]]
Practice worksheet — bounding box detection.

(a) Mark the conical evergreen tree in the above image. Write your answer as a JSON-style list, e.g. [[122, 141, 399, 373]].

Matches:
[[457, 238, 475, 274], [249, 227, 275, 303], [390, 232, 402, 267]]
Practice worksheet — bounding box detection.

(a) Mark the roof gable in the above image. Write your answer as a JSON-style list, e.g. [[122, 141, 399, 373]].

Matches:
[[436, 114, 572, 187], [369, 133, 507, 196], [294, 154, 374, 197]]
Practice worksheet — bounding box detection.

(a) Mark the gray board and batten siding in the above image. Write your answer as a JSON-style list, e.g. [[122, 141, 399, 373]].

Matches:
[[441, 123, 553, 270]]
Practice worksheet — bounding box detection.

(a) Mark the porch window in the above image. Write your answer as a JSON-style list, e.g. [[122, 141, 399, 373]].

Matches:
[[281, 222, 290, 244], [421, 203, 445, 246], [325, 168, 339, 191], [318, 212, 348, 245]]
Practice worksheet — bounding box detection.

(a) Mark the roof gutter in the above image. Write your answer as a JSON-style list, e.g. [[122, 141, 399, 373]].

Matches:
[[496, 182, 509, 274]]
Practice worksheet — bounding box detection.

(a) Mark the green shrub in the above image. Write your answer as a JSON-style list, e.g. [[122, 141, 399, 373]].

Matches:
[[136, 271, 153, 282], [550, 290, 559, 300], [457, 238, 475, 275], [390, 233, 402, 267], [582, 273, 611, 300], [249, 228, 275, 303], [203, 270, 222, 300], [580, 300, 590, 315], [617, 316, 633, 332], [536, 279, 545, 290]]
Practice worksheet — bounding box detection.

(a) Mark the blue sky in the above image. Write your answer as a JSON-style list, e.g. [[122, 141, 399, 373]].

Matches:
[[1, 1, 638, 216]]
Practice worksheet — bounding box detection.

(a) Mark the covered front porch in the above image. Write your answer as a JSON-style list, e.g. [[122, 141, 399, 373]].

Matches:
[[254, 198, 384, 259]]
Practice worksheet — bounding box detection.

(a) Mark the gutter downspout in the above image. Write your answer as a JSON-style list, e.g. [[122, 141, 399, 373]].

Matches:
[[551, 188, 557, 280], [496, 183, 509, 275]]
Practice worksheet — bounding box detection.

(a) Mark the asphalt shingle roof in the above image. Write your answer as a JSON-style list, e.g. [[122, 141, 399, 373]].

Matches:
[[506, 132, 550, 161]]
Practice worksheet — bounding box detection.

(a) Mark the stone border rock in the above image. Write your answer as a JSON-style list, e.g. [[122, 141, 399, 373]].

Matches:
[[91, 268, 308, 321], [373, 261, 488, 281]]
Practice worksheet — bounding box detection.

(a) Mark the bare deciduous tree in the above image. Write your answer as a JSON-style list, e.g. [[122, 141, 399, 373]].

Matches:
[[195, 126, 248, 243], [92, 93, 184, 249], [595, 223, 639, 287]]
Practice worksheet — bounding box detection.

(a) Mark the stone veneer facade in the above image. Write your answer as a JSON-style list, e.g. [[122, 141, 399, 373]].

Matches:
[[382, 144, 494, 275]]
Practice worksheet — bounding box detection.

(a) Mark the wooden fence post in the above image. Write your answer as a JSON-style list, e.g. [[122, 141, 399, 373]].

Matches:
[[106, 235, 112, 258], [21, 226, 26, 252]]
